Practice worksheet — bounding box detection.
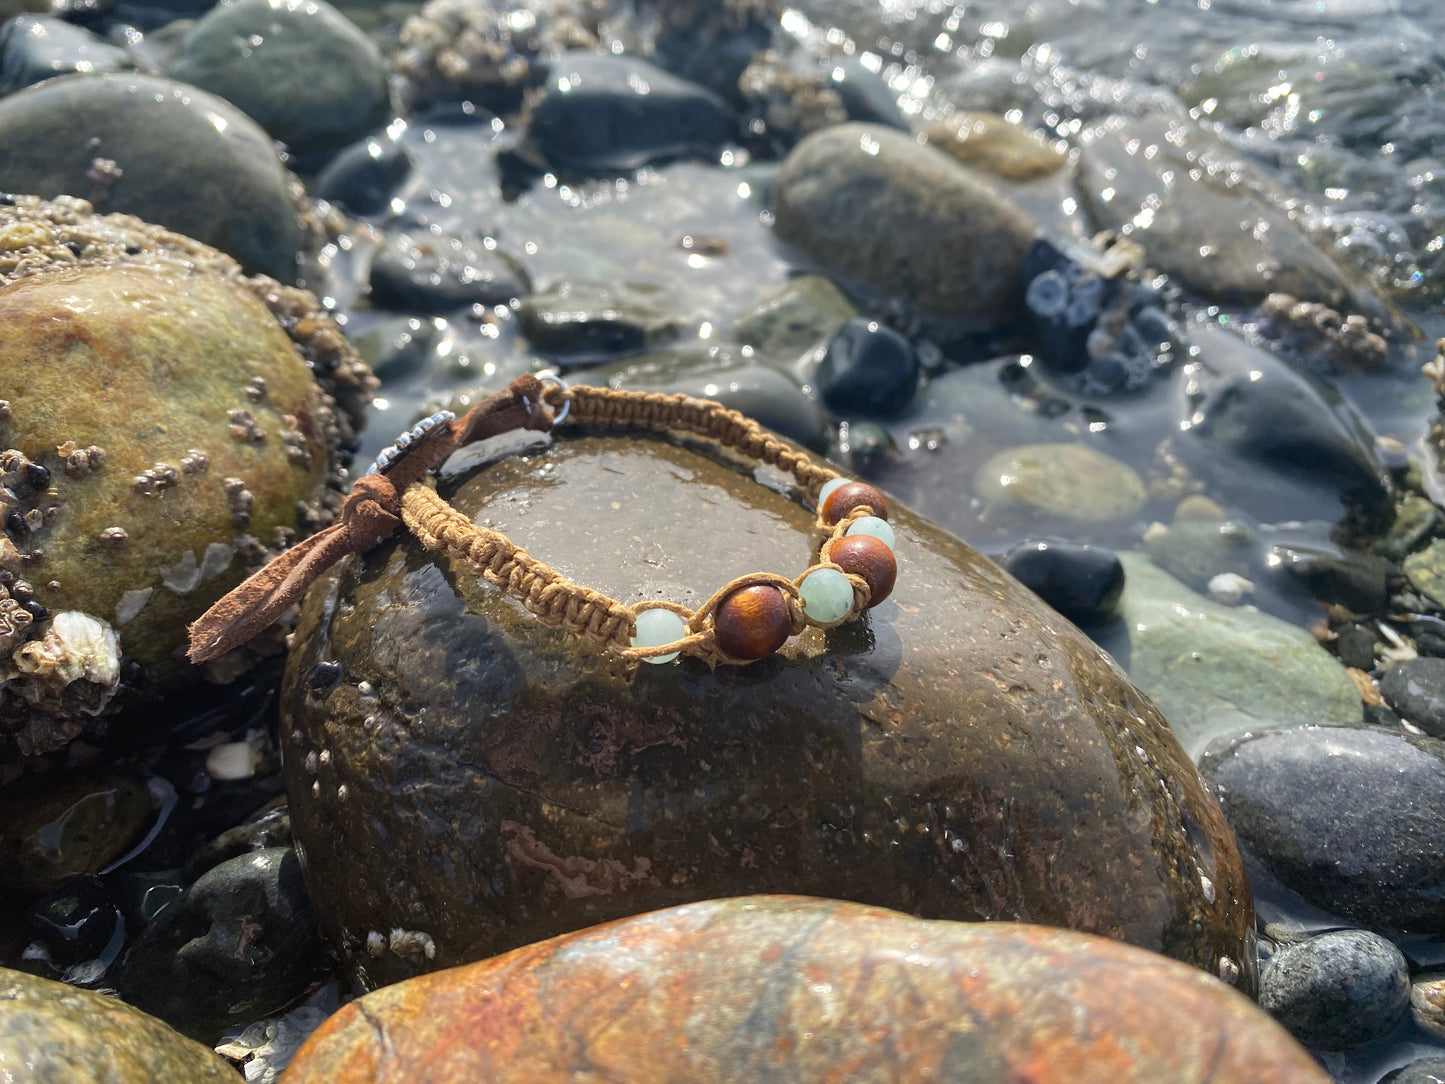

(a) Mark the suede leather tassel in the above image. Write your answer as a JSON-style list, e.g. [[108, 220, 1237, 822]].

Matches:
[[187, 374, 551, 664]]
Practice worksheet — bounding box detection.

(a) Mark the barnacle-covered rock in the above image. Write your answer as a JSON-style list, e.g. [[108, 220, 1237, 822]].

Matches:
[[0, 195, 375, 764]]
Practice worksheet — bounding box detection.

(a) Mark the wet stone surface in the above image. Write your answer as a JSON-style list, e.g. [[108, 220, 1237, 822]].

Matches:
[[0, 73, 301, 281], [0, 966, 239, 1082], [282, 432, 1251, 990], [1200, 724, 1445, 933], [1260, 929, 1411, 1050], [285, 897, 1327, 1084]]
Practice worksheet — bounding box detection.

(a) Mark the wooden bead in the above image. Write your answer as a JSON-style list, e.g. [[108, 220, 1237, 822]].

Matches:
[[829, 535, 897, 607], [822, 481, 888, 525], [714, 585, 792, 661]]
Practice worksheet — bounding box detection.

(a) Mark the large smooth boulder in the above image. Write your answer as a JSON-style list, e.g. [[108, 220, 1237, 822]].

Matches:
[[281, 426, 1252, 989], [0, 73, 301, 281], [285, 897, 1327, 1084], [772, 123, 1037, 328]]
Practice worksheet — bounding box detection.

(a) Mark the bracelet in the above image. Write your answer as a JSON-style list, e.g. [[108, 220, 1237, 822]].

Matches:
[[187, 375, 897, 668]]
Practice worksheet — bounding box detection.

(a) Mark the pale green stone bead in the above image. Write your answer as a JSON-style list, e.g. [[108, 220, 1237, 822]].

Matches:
[[818, 477, 849, 506], [632, 607, 685, 663], [800, 567, 854, 624], [845, 516, 895, 552]]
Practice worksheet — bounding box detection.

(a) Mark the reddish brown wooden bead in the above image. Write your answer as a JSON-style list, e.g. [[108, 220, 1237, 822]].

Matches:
[[829, 535, 897, 607], [822, 482, 888, 525], [714, 585, 793, 661]]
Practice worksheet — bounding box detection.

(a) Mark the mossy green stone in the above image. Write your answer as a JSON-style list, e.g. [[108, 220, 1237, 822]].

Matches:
[[0, 968, 238, 1083], [2, 263, 329, 683], [1404, 539, 1445, 609], [974, 443, 1146, 523]]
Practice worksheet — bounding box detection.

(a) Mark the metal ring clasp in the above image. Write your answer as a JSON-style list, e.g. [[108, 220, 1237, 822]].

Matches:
[[535, 370, 571, 425]]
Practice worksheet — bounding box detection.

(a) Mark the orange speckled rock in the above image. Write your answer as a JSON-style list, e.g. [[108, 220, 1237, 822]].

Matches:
[[286, 896, 1329, 1084]]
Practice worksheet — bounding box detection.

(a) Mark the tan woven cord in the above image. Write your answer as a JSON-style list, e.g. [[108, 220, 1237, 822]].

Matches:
[[188, 376, 888, 668]]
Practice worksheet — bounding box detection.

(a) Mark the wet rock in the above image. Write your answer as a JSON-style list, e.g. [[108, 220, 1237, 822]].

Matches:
[[733, 274, 858, 359], [0, 773, 152, 894], [26, 874, 124, 969], [524, 53, 732, 174], [1077, 114, 1383, 316], [1412, 977, 1445, 1040], [0, 73, 302, 281], [1380, 658, 1445, 739], [1141, 519, 1254, 596], [396, 0, 599, 114], [168, 0, 390, 156], [0, 967, 238, 1082], [1200, 724, 1445, 932], [313, 136, 415, 216], [1001, 540, 1124, 627], [369, 228, 531, 313], [350, 315, 443, 381], [0, 14, 135, 95], [974, 443, 1145, 524], [284, 897, 1324, 1084], [1384, 1058, 1445, 1084], [1266, 542, 1392, 613], [1378, 495, 1439, 563], [1260, 930, 1410, 1049], [1404, 538, 1445, 609], [115, 847, 324, 1042], [0, 196, 371, 756], [923, 112, 1068, 181], [1175, 323, 1392, 525], [650, 0, 779, 108], [772, 123, 1038, 328], [738, 49, 905, 156], [1018, 237, 1182, 394], [1111, 554, 1362, 759], [814, 317, 919, 418], [517, 280, 684, 357], [281, 431, 1252, 989], [586, 350, 829, 450]]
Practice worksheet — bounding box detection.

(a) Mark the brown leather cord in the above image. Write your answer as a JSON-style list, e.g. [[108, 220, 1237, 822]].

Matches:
[[187, 375, 551, 663], [187, 378, 881, 668]]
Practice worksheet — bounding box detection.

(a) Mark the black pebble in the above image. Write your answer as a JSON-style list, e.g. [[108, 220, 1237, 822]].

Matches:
[[1260, 929, 1410, 1049], [1001, 539, 1125, 626], [27, 875, 124, 968], [815, 317, 920, 418], [1380, 657, 1445, 739], [307, 659, 342, 691], [313, 138, 414, 216]]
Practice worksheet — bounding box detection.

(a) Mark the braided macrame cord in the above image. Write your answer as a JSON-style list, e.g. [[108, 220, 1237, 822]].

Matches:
[[402, 382, 897, 666], [186, 375, 899, 669]]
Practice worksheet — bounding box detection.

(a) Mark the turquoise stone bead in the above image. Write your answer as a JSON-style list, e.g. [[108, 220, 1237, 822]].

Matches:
[[818, 477, 849, 507], [631, 607, 685, 663], [800, 567, 854, 624], [845, 516, 895, 552]]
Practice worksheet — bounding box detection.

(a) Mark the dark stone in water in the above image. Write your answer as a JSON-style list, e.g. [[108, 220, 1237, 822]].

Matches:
[[369, 228, 531, 313], [27, 874, 124, 968], [1200, 724, 1445, 932], [167, 0, 390, 156], [815, 317, 919, 418], [1266, 541, 1392, 613], [281, 431, 1252, 990], [1001, 539, 1125, 627], [114, 847, 323, 1042], [0, 773, 153, 895], [1260, 929, 1410, 1049], [0, 15, 134, 95], [517, 280, 682, 358], [0, 73, 300, 281], [1380, 657, 1445, 739], [1383, 1057, 1445, 1083], [526, 52, 731, 174], [1175, 323, 1391, 525], [650, 0, 776, 108], [314, 136, 415, 216]]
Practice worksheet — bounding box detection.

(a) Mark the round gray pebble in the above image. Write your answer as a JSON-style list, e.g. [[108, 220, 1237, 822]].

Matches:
[[1260, 929, 1410, 1049], [1380, 657, 1445, 738]]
